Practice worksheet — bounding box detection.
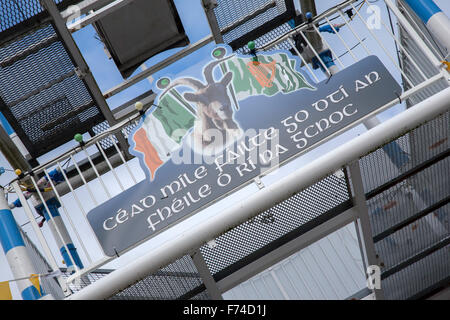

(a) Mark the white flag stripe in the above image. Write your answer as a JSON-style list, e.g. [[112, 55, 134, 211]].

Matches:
[[142, 115, 180, 161]]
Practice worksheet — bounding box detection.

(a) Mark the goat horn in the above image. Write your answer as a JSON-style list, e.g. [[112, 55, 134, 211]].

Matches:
[[203, 55, 235, 84], [160, 77, 206, 98]]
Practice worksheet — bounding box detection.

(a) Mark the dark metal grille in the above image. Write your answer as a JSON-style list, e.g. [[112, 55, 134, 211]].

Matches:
[[359, 111, 450, 300], [0, 0, 47, 33], [213, 0, 295, 50], [0, 22, 106, 158], [0, 1, 78, 45], [200, 173, 351, 278], [62, 255, 210, 300], [368, 158, 449, 237], [91, 120, 138, 151]]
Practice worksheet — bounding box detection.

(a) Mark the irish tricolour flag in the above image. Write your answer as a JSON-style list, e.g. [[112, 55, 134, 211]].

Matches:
[[132, 50, 315, 180], [133, 93, 195, 180]]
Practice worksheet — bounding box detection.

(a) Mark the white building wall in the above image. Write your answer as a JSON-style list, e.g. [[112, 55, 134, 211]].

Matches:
[[223, 223, 367, 300]]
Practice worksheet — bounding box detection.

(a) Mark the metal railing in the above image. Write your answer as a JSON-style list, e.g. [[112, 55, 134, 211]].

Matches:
[[3, 0, 449, 298]]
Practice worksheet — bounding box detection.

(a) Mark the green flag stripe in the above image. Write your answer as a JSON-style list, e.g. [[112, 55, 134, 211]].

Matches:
[[154, 94, 196, 143], [227, 52, 315, 100]]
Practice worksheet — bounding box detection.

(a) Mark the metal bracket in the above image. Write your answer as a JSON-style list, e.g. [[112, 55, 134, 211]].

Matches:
[[254, 176, 265, 189], [74, 67, 89, 79]]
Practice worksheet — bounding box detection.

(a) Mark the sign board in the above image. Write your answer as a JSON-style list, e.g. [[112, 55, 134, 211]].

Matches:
[[87, 45, 402, 256]]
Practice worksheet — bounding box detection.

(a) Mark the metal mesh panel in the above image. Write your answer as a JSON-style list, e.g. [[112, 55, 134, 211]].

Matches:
[[0, 0, 46, 33], [20, 228, 65, 300], [382, 244, 450, 300], [215, 0, 287, 43], [61, 255, 209, 300], [397, 0, 449, 107], [359, 110, 450, 299], [213, 0, 295, 49], [0, 22, 106, 158], [200, 173, 350, 278], [0, 1, 75, 38], [359, 111, 449, 194], [110, 255, 207, 300], [189, 290, 211, 300]]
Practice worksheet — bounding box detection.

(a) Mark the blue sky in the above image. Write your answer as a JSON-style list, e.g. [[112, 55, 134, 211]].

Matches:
[[1, 0, 450, 299]]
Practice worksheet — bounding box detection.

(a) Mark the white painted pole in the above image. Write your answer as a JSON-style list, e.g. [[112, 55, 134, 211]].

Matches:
[[403, 0, 450, 55], [0, 187, 49, 299], [68, 87, 450, 300]]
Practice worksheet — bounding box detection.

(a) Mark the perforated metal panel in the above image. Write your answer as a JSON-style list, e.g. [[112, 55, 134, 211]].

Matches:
[[61, 255, 210, 300], [213, 0, 295, 50], [91, 120, 138, 151]]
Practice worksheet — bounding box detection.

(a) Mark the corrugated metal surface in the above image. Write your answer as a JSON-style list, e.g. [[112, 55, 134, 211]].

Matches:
[[397, 0, 449, 107], [222, 223, 366, 300]]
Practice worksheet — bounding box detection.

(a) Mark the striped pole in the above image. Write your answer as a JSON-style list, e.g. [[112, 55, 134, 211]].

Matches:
[[0, 187, 47, 300], [404, 0, 450, 55]]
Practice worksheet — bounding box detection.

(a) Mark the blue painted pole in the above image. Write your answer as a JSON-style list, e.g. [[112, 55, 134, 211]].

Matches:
[[404, 0, 450, 54], [0, 187, 47, 300], [35, 198, 84, 271]]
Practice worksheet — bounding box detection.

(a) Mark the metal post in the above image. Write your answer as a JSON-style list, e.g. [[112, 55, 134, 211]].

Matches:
[[347, 161, 384, 300], [0, 187, 49, 300], [191, 249, 223, 299]]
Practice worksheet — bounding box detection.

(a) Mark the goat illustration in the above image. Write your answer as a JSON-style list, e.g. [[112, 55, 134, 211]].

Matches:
[[161, 55, 242, 153]]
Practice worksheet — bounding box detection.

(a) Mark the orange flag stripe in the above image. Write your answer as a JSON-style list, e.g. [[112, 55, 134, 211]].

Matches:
[[133, 127, 163, 180]]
